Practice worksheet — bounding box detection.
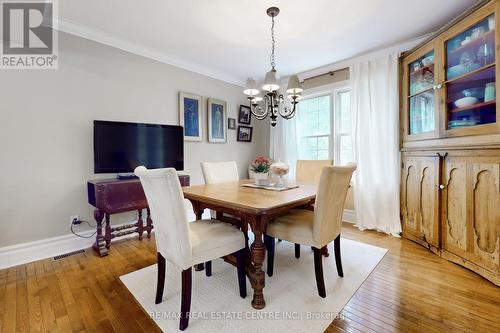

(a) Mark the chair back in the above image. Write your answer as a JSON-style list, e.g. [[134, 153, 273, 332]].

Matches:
[[134, 166, 192, 269], [201, 161, 239, 184], [296, 160, 333, 183], [313, 163, 356, 247]]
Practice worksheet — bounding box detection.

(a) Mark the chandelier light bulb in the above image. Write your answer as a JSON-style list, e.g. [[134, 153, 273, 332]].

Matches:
[[286, 75, 303, 95], [262, 69, 280, 92], [243, 78, 260, 96]]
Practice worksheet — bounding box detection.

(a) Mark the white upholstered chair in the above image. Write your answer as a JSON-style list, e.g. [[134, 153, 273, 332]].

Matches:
[[265, 163, 356, 298], [201, 161, 239, 221], [134, 166, 247, 330], [201, 161, 239, 184], [279, 160, 333, 258], [296, 159, 333, 184]]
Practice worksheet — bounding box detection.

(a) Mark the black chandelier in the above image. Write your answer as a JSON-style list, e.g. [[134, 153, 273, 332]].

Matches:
[[243, 7, 303, 127]]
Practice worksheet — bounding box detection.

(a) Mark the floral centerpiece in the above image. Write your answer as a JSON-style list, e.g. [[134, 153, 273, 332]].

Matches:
[[250, 156, 271, 185]]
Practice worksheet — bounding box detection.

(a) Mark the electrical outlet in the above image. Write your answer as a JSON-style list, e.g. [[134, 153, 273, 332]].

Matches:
[[70, 215, 80, 225]]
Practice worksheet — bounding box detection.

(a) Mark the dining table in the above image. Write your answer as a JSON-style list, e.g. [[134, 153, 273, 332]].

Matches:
[[182, 180, 317, 310]]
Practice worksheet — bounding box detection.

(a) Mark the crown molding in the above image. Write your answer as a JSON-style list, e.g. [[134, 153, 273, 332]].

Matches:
[[55, 18, 245, 87]]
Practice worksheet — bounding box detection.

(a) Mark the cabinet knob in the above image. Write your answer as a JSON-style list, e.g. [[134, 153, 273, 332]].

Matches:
[[433, 85, 437, 90], [437, 84, 443, 89], [439, 184, 446, 190]]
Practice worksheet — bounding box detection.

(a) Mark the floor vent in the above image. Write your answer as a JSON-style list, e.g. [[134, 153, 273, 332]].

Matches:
[[53, 249, 85, 260]]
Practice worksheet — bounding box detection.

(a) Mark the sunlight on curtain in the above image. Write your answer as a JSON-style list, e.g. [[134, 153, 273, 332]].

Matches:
[[350, 53, 402, 236]]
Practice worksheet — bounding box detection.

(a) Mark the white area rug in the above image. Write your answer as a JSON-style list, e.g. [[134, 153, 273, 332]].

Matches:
[[120, 238, 387, 332]]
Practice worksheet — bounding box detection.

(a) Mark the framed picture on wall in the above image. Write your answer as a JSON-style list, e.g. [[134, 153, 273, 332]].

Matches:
[[207, 98, 227, 143], [237, 125, 253, 142], [228, 118, 236, 130], [179, 92, 203, 141], [238, 105, 252, 124]]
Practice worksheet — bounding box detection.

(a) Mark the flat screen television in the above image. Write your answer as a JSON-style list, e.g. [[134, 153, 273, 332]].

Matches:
[[94, 120, 184, 173]]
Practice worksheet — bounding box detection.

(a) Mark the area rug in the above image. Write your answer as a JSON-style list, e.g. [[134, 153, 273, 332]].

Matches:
[[120, 238, 387, 332]]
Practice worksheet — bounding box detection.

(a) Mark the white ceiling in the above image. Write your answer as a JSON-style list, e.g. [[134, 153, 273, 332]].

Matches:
[[59, 0, 476, 85]]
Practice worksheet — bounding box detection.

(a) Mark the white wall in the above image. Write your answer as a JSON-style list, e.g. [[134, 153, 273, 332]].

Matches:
[[0, 32, 269, 247]]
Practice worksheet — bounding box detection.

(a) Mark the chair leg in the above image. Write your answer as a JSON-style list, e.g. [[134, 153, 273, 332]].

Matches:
[[295, 243, 300, 259], [313, 247, 326, 298], [205, 260, 212, 277], [155, 252, 166, 304], [334, 235, 344, 277], [179, 267, 192, 331], [235, 249, 247, 298], [266, 235, 275, 277]]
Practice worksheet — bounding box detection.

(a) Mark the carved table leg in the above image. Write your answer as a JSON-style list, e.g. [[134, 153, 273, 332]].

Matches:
[[190, 200, 205, 272], [104, 214, 112, 249], [137, 209, 144, 240], [92, 209, 108, 257], [247, 215, 267, 309], [146, 208, 153, 239]]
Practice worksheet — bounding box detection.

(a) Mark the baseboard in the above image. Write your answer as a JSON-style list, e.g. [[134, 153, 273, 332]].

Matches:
[[0, 221, 138, 270], [0, 208, 211, 271], [343, 209, 357, 223]]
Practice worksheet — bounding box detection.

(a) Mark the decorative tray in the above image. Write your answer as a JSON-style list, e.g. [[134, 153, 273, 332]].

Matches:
[[241, 183, 299, 192]]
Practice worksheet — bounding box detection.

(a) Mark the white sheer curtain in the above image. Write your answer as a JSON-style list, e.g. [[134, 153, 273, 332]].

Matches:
[[269, 112, 299, 180], [350, 53, 402, 236]]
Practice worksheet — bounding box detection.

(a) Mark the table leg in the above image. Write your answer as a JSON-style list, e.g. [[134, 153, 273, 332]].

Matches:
[[92, 209, 108, 257], [190, 200, 205, 272], [247, 215, 267, 309]]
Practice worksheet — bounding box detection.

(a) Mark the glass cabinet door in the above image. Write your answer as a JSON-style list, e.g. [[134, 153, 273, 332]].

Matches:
[[408, 51, 436, 135], [445, 14, 496, 130]]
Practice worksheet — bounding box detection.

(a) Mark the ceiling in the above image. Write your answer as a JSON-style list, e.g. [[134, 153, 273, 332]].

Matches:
[[59, 0, 476, 85]]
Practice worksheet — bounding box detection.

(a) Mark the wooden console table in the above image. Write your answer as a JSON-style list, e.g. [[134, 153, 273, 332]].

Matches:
[[87, 175, 190, 256]]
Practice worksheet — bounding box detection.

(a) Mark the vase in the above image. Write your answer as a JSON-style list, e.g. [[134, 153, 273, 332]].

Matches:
[[254, 172, 269, 186]]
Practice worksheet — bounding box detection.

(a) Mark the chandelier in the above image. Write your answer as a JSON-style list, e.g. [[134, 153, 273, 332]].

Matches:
[[243, 7, 303, 127]]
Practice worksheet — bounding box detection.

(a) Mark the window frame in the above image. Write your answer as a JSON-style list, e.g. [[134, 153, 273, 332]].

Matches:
[[333, 86, 352, 165], [297, 92, 333, 160], [299, 80, 351, 164]]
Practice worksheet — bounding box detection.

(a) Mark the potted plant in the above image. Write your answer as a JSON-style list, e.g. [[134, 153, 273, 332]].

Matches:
[[250, 156, 271, 186]]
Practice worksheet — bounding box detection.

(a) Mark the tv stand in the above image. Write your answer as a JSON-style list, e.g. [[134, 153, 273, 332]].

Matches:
[[117, 173, 138, 180], [87, 175, 190, 257]]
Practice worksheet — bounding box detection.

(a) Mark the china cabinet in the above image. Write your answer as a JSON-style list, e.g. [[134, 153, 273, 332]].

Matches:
[[400, 0, 500, 286]]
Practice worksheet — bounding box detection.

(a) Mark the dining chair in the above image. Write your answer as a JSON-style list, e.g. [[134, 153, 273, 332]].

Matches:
[[200, 161, 248, 242], [264, 163, 356, 298], [134, 166, 247, 330], [280, 159, 333, 259], [201, 161, 239, 217]]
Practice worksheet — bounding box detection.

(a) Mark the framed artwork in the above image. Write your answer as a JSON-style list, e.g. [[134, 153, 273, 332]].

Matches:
[[207, 98, 227, 143], [228, 118, 236, 130], [238, 105, 252, 124], [237, 125, 253, 142], [179, 92, 203, 141]]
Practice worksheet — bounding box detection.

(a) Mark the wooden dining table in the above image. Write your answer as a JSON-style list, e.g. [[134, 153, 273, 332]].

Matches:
[[182, 180, 317, 310]]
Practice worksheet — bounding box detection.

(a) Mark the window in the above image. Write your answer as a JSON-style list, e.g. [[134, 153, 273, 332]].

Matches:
[[335, 89, 353, 165], [297, 95, 331, 160], [297, 84, 353, 165]]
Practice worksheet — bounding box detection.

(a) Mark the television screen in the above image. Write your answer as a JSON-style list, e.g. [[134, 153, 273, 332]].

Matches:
[[94, 120, 184, 173]]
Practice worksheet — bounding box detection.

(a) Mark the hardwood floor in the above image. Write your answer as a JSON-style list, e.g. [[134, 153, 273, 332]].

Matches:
[[1, 223, 499, 333]]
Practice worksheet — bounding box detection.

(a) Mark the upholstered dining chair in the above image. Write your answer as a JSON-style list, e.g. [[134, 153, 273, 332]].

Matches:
[[201, 161, 239, 184], [283, 159, 333, 259], [201, 161, 239, 218], [134, 166, 247, 330], [264, 163, 356, 298]]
